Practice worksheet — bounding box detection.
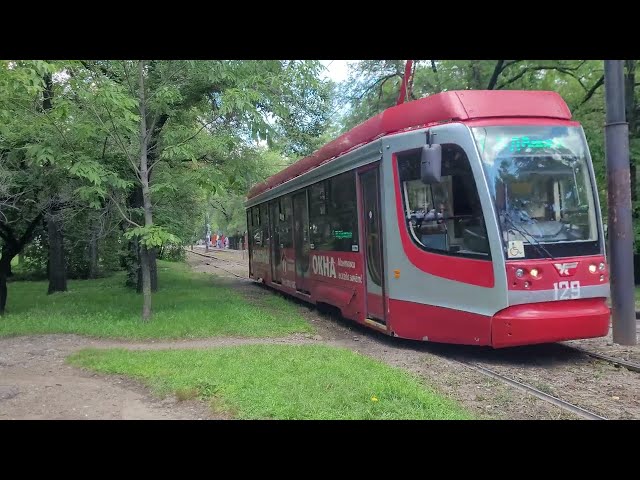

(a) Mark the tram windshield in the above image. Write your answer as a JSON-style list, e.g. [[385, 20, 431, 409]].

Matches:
[[471, 125, 600, 259]]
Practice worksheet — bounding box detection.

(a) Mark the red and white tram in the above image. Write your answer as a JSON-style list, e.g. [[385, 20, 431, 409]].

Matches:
[[245, 90, 610, 348]]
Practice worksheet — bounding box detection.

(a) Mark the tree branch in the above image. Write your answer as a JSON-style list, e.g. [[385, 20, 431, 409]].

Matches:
[[486, 60, 505, 90], [352, 73, 399, 101], [17, 210, 45, 248], [108, 193, 141, 228], [579, 74, 605, 106], [157, 120, 214, 166], [80, 61, 121, 82], [497, 63, 589, 90], [102, 136, 108, 161], [210, 199, 229, 217], [497, 68, 530, 89], [0, 222, 15, 246], [378, 74, 398, 104], [85, 99, 137, 174], [121, 60, 137, 97]]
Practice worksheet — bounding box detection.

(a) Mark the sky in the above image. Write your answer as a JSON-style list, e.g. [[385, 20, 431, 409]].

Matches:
[[320, 60, 352, 84]]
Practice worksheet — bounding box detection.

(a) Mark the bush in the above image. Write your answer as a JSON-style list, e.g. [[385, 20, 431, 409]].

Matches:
[[16, 235, 48, 280], [158, 244, 185, 262]]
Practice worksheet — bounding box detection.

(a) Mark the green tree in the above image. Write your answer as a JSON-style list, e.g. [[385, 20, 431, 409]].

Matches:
[[69, 60, 331, 321], [0, 60, 67, 313]]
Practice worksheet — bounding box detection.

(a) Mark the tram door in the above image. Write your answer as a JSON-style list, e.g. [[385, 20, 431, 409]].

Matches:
[[292, 191, 311, 293], [269, 201, 282, 284], [247, 210, 253, 277], [359, 168, 386, 324]]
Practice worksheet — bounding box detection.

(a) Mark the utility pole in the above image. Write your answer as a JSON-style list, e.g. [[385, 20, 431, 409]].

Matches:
[[604, 60, 637, 345]]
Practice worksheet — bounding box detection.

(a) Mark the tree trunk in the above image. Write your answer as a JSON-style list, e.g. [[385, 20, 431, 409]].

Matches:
[[140, 243, 152, 321], [88, 221, 99, 279], [470, 61, 483, 89], [0, 270, 7, 315], [126, 186, 142, 291], [127, 187, 158, 292], [0, 212, 44, 313], [0, 252, 12, 315], [126, 236, 139, 289], [47, 211, 67, 294], [136, 247, 157, 292], [486, 60, 505, 90], [139, 60, 153, 321], [149, 247, 157, 292]]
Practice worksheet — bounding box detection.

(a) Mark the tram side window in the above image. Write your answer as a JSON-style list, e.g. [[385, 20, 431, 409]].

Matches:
[[247, 210, 252, 248], [279, 195, 293, 248], [251, 206, 262, 246], [309, 173, 359, 252], [260, 203, 269, 245], [309, 182, 331, 249], [397, 144, 491, 259], [327, 172, 359, 252]]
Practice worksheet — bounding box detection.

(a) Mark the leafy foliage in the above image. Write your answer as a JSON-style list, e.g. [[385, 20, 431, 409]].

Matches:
[[1, 59, 334, 315]]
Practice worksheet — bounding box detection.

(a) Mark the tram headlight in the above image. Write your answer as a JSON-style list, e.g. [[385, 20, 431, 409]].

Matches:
[[529, 268, 539, 278], [599, 262, 606, 271], [515, 268, 525, 278], [589, 264, 597, 274]]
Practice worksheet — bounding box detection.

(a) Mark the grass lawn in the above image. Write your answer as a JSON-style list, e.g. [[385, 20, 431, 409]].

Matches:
[[0, 261, 313, 339], [69, 344, 472, 420]]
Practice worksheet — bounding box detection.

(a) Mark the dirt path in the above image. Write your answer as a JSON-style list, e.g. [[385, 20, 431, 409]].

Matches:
[[1, 250, 638, 420], [0, 334, 225, 420]]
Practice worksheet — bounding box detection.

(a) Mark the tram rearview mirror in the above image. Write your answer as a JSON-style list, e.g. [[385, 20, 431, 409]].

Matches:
[[420, 144, 442, 184]]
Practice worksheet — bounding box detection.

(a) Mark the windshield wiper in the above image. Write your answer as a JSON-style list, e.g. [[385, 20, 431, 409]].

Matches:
[[501, 214, 555, 260]]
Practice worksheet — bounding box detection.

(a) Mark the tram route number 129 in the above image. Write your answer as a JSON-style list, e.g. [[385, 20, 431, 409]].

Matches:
[[553, 281, 581, 300]]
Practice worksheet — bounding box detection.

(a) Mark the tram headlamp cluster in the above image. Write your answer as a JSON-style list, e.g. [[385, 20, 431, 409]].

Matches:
[[515, 267, 541, 279], [589, 263, 607, 274]]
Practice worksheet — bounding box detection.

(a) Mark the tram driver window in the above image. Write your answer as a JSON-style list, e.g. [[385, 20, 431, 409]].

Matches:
[[397, 144, 491, 259]]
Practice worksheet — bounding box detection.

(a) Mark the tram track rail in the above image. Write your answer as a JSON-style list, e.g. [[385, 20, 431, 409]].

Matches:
[[449, 357, 607, 420], [187, 250, 250, 280], [560, 343, 640, 374]]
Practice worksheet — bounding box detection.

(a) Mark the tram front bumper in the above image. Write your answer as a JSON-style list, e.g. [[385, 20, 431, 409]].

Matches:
[[490, 298, 610, 348]]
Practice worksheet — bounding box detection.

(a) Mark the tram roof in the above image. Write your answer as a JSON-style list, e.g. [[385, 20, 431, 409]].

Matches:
[[246, 89, 572, 201]]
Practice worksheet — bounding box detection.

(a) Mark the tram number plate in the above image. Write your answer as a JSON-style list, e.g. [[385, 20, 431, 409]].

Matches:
[[553, 281, 581, 300]]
